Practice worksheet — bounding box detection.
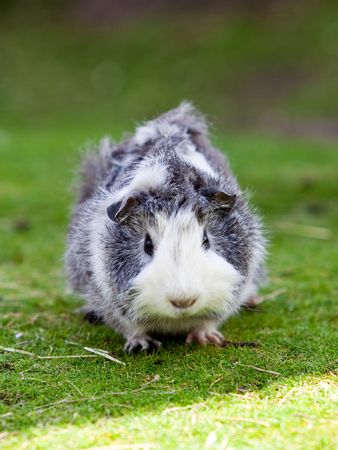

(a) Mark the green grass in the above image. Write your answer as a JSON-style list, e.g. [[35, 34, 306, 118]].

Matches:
[[0, 127, 337, 449], [1, 1, 338, 128], [1, 3, 338, 448]]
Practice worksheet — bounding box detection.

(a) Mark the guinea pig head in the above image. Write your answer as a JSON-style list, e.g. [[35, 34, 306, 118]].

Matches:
[[109, 190, 242, 321]]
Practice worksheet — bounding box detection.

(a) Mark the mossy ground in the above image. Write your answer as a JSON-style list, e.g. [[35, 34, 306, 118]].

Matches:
[[0, 3, 337, 449]]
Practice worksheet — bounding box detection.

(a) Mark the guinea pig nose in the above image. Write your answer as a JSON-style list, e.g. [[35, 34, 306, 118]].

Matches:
[[170, 297, 198, 309]]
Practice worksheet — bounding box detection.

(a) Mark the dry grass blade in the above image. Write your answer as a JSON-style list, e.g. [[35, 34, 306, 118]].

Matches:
[[218, 416, 271, 427], [261, 288, 287, 302], [0, 412, 13, 418], [83, 347, 126, 365], [37, 354, 97, 359], [65, 340, 82, 347], [209, 376, 223, 389], [0, 346, 35, 356], [91, 347, 109, 354], [35, 398, 82, 412], [65, 380, 84, 396], [278, 387, 297, 405], [66, 342, 124, 364], [235, 362, 281, 376], [0, 344, 117, 360], [277, 222, 332, 240]]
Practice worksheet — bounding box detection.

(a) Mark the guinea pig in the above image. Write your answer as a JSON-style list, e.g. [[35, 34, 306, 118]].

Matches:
[[65, 102, 266, 354]]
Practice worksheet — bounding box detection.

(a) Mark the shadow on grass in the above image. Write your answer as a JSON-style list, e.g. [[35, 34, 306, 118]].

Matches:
[[0, 288, 336, 435]]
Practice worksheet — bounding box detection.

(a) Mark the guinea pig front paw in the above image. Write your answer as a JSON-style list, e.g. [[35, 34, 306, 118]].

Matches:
[[185, 328, 225, 347], [124, 335, 162, 355]]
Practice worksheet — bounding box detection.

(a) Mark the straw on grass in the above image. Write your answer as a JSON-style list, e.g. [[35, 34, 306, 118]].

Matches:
[[0, 345, 125, 364], [234, 362, 281, 376], [83, 347, 126, 365], [0, 346, 35, 356]]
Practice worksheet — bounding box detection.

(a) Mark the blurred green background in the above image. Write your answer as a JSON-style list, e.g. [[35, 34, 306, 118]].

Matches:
[[1, 0, 338, 132], [0, 2, 337, 449]]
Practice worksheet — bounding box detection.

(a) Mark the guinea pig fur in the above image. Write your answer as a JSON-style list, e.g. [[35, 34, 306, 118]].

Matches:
[[65, 102, 266, 354]]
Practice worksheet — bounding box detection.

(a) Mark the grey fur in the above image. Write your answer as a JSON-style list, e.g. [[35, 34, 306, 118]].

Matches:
[[65, 102, 267, 353]]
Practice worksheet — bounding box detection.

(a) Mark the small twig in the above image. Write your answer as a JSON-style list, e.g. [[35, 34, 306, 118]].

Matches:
[[66, 341, 124, 363], [234, 362, 281, 376], [0, 345, 123, 361], [38, 354, 97, 359], [83, 347, 126, 365], [91, 347, 109, 354], [0, 346, 35, 356]]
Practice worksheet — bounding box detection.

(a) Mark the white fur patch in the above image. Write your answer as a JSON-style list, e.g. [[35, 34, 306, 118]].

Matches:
[[134, 124, 158, 146], [134, 113, 216, 177], [88, 201, 114, 299], [108, 160, 167, 203], [173, 139, 217, 177], [134, 122, 180, 146], [128, 162, 166, 193], [181, 148, 216, 177], [132, 209, 241, 331]]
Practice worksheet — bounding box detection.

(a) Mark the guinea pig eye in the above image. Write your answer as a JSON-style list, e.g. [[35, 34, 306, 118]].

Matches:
[[202, 230, 210, 250], [144, 233, 154, 257]]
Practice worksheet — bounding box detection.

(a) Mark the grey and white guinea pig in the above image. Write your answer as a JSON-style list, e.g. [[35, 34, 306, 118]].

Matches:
[[65, 102, 267, 354]]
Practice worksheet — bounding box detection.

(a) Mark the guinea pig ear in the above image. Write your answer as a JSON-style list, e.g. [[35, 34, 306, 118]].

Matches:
[[107, 195, 140, 224], [204, 190, 236, 213]]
